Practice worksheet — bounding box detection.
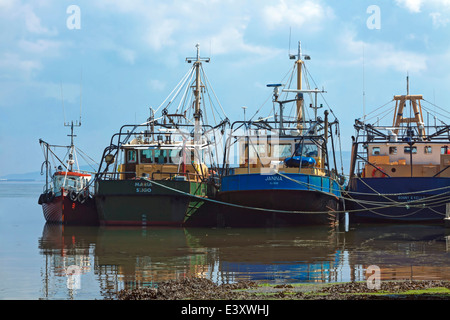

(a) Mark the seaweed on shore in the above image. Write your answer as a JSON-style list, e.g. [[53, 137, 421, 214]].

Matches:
[[114, 277, 450, 300]]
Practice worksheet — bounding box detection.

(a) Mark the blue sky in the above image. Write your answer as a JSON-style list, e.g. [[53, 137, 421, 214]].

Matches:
[[1, 0, 450, 177]]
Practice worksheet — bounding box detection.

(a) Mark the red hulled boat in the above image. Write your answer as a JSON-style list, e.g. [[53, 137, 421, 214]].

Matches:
[[38, 122, 98, 225]]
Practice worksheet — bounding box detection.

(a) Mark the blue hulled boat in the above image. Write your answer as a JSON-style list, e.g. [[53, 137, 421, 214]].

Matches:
[[346, 79, 450, 223], [216, 42, 345, 227]]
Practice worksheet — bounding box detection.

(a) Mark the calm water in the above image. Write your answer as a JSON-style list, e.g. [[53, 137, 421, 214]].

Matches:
[[1, 181, 450, 300]]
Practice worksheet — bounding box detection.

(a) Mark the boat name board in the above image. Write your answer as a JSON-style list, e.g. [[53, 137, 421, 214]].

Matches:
[[135, 181, 152, 193], [397, 195, 425, 201], [264, 175, 283, 185]]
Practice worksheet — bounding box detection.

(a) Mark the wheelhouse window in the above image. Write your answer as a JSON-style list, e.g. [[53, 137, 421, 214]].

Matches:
[[168, 149, 182, 164], [127, 150, 137, 163], [154, 149, 168, 164], [243, 143, 267, 164], [404, 146, 417, 154], [54, 176, 65, 189], [389, 147, 397, 155], [270, 144, 292, 159], [66, 177, 78, 189], [441, 146, 450, 154], [250, 144, 267, 158], [294, 143, 319, 157], [372, 147, 380, 155], [424, 146, 432, 154], [140, 149, 153, 163]]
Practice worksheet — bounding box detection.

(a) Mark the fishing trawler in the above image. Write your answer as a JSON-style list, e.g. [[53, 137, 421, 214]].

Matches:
[[347, 78, 450, 222], [38, 121, 98, 225], [94, 45, 228, 226], [216, 42, 345, 227]]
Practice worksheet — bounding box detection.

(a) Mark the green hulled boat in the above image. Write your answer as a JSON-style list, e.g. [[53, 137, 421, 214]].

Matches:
[[94, 44, 228, 226], [95, 179, 207, 226]]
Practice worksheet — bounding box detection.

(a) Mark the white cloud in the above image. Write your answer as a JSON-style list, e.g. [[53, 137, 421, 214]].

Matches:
[[207, 25, 275, 57], [40, 81, 81, 105], [0, 53, 42, 79], [395, 0, 423, 13], [338, 30, 427, 74], [430, 12, 450, 28], [19, 4, 57, 36], [94, 0, 280, 59], [262, 0, 334, 31], [0, 1, 57, 35], [0, 0, 18, 9], [0, 1, 62, 82], [431, 0, 450, 6], [24, 6, 49, 34], [94, 1, 182, 52], [395, 0, 450, 13], [371, 49, 427, 73], [144, 19, 180, 51], [18, 39, 61, 56], [148, 79, 166, 91], [117, 48, 136, 64]]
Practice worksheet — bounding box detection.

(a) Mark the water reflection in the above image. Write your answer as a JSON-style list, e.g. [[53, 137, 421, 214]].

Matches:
[[346, 224, 450, 281], [38, 223, 450, 299]]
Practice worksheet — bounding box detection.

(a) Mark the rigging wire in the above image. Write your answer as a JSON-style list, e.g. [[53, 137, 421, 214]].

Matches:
[[421, 104, 450, 124], [248, 64, 295, 122], [154, 66, 195, 114], [175, 67, 196, 114], [363, 99, 394, 119], [201, 65, 228, 121]]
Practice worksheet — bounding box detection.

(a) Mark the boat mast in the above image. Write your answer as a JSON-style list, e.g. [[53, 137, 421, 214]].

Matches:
[[186, 44, 210, 164], [407, 74, 409, 96], [392, 76, 425, 139], [61, 77, 82, 172], [193, 44, 202, 137], [65, 120, 80, 172], [295, 42, 304, 132], [283, 41, 325, 132]]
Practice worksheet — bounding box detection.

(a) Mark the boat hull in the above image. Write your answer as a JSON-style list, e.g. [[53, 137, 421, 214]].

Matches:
[[214, 172, 343, 227], [216, 189, 341, 227], [346, 177, 450, 223], [40, 194, 98, 225], [95, 179, 206, 226]]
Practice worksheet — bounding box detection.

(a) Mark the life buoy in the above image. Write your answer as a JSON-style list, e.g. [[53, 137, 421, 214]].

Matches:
[[372, 167, 386, 178], [69, 190, 77, 201], [77, 191, 86, 204], [46, 191, 55, 202], [38, 193, 46, 204]]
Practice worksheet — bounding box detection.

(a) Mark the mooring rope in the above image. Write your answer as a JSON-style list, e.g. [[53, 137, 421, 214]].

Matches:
[[343, 187, 448, 217], [140, 177, 448, 217], [276, 172, 450, 215], [141, 177, 342, 215], [275, 172, 342, 199]]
